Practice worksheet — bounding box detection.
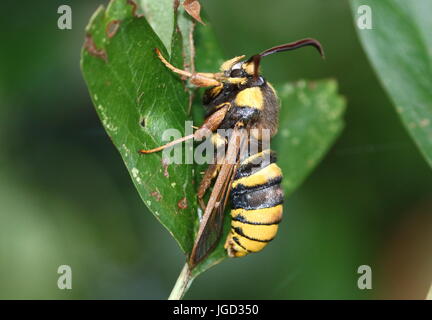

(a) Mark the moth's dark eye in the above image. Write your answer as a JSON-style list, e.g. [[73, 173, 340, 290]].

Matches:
[[230, 69, 243, 78]]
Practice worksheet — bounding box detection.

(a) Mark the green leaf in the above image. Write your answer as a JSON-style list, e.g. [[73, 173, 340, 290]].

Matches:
[[274, 80, 346, 195], [351, 0, 432, 168], [194, 15, 224, 71], [81, 0, 196, 253], [177, 5, 195, 74], [81, 0, 346, 298], [138, 0, 175, 55]]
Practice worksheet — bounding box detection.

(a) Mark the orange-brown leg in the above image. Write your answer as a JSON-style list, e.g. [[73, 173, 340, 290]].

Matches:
[[139, 104, 230, 154], [155, 48, 223, 87], [138, 134, 195, 154], [197, 164, 221, 211]]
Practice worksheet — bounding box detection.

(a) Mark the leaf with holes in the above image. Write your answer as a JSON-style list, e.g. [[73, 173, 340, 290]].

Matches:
[[81, 0, 196, 253], [81, 0, 347, 299]]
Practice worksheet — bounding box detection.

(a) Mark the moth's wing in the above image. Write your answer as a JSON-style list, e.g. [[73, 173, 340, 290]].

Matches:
[[189, 162, 236, 267], [189, 128, 245, 267]]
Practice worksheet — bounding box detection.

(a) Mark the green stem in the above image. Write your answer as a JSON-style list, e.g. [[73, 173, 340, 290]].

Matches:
[[427, 282, 432, 300], [168, 263, 194, 300]]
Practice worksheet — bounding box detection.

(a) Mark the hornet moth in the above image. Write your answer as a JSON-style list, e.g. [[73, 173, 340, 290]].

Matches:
[[140, 38, 324, 268]]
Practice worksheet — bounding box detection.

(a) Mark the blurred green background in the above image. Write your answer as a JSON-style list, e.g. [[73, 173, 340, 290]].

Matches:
[[1, 0, 431, 299]]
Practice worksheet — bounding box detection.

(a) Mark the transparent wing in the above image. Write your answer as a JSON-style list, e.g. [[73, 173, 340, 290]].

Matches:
[[189, 126, 246, 267]]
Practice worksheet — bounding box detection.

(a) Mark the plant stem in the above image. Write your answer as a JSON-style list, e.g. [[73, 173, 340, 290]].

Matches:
[[168, 263, 194, 300], [427, 282, 432, 300]]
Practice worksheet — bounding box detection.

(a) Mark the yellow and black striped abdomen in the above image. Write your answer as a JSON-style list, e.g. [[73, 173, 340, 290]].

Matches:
[[225, 150, 284, 257]]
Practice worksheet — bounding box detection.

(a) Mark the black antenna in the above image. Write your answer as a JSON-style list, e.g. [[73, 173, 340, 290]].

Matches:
[[249, 38, 325, 79]]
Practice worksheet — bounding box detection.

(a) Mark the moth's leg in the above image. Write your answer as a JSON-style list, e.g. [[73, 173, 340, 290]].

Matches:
[[138, 134, 195, 154], [197, 164, 221, 212], [155, 48, 223, 87], [139, 104, 230, 154]]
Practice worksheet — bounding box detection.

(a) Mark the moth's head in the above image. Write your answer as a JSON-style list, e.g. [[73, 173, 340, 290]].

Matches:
[[156, 38, 325, 88], [219, 55, 261, 86], [219, 38, 325, 86]]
